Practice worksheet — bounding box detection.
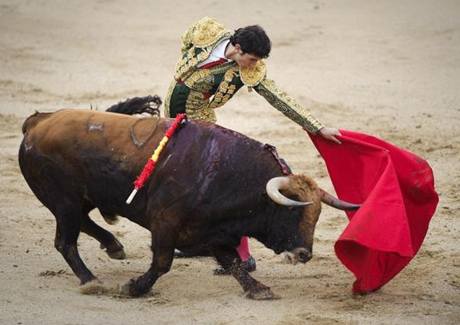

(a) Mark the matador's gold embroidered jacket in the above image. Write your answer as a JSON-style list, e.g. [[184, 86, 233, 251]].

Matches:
[[164, 17, 324, 133]]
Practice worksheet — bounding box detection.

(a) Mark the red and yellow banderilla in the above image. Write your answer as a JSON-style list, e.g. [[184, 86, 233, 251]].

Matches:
[[126, 113, 187, 204]]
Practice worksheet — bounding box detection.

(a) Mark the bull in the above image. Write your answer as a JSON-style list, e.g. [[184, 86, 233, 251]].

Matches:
[[19, 108, 358, 299]]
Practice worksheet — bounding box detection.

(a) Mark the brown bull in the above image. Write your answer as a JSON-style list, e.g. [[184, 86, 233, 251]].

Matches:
[[19, 109, 358, 299]]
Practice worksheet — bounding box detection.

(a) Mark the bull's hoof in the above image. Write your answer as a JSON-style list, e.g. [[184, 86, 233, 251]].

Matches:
[[119, 279, 149, 297], [107, 249, 126, 260], [100, 243, 126, 260], [245, 287, 280, 300], [120, 279, 137, 296]]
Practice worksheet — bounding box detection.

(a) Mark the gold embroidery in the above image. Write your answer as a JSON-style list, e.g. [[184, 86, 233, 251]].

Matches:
[[191, 17, 230, 48], [254, 78, 324, 133], [163, 80, 177, 118], [224, 69, 235, 82], [240, 60, 267, 86], [208, 67, 239, 109], [171, 18, 249, 120], [174, 48, 212, 81], [185, 89, 216, 122], [187, 47, 195, 58], [220, 81, 229, 91], [188, 57, 198, 67], [175, 17, 233, 82], [184, 69, 212, 89]]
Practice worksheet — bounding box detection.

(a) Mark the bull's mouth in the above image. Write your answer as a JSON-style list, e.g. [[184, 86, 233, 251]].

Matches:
[[284, 247, 312, 264]]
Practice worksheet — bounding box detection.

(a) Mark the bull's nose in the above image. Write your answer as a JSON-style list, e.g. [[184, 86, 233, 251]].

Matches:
[[297, 249, 312, 263]]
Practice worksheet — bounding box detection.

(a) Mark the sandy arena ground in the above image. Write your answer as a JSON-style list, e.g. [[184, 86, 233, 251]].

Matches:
[[1, 0, 459, 324]]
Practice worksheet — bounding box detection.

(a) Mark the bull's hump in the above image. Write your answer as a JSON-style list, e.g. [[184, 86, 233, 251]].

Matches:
[[209, 123, 263, 146]]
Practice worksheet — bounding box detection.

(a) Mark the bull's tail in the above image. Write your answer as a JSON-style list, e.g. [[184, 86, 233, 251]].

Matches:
[[105, 95, 162, 116], [21, 111, 53, 134]]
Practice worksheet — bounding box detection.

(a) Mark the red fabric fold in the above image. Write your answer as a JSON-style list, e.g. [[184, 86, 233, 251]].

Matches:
[[309, 130, 438, 293]]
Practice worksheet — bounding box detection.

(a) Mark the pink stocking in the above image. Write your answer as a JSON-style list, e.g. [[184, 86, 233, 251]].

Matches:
[[236, 236, 250, 261]]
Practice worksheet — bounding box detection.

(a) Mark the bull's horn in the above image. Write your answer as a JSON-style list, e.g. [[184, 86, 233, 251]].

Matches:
[[266, 177, 312, 207], [320, 189, 360, 211]]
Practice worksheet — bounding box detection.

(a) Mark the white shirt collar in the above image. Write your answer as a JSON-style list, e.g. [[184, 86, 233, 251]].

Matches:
[[213, 39, 230, 60]]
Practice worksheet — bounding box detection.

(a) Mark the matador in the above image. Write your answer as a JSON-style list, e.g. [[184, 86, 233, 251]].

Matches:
[[166, 17, 341, 273]]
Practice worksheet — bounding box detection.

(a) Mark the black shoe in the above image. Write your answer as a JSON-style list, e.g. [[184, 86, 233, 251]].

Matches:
[[213, 256, 257, 275]]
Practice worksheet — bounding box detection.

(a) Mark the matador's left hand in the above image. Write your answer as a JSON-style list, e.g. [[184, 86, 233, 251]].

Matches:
[[318, 127, 342, 144]]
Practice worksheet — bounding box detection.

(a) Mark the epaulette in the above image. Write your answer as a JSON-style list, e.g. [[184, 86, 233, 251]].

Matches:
[[240, 60, 267, 87], [191, 17, 230, 48]]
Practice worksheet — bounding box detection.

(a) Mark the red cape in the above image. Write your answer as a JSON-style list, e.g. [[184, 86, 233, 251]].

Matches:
[[309, 130, 438, 293]]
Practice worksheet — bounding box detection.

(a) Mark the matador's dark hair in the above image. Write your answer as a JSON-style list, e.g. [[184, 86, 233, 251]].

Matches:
[[230, 25, 271, 58]]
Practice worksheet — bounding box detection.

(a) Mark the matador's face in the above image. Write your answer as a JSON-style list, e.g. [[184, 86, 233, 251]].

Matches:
[[234, 50, 261, 69]]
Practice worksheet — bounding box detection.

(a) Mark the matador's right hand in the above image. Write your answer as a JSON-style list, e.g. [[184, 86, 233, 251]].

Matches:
[[318, 127, 342, 144]]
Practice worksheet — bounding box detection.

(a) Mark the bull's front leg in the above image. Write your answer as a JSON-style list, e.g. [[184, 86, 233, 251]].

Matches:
[[120, 227, 176, 297], [213, 246, 279, 300]]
